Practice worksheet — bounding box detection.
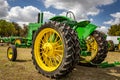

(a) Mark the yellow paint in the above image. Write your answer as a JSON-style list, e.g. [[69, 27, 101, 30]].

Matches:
[[15, 39, 21, 45], [7, 48, 13, 59]]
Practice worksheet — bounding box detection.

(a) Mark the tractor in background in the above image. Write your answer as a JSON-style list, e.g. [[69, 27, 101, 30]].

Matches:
[[0, 36, 21, 45], [0, 13, 43, 47], [7, 11, 108, 79], [107, 36, 120, 51]]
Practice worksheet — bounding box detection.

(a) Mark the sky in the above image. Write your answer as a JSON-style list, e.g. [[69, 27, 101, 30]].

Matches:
[[0, 0, 120, 34]]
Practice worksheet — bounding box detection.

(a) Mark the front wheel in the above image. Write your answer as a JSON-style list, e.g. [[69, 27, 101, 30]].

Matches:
[[80, 31, 108, 65], [7, 45, 17, 61]]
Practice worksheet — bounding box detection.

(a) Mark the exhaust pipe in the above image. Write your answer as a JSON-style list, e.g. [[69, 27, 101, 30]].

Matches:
[[37, 13, 43, 24]]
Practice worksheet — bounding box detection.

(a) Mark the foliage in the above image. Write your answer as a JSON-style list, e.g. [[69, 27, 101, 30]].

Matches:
[[20, 24, 28, 37], [0, 20, 16, 37], [108, 24, 120, 36], [0, 20, 28, 37], [12, 22, 22, 36], [12, 22, 28, 37]]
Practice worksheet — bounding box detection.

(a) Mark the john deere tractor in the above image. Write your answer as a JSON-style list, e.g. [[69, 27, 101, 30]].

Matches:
[[7, 11, 108, 79]]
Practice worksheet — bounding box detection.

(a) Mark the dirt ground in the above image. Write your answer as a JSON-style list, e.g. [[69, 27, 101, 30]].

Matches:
[[0, 46, 120, 80]]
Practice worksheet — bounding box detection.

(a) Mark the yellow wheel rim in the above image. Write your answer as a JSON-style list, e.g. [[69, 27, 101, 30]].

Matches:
[[7, 48, 13, 59], [34, 28, 64, 72], [81, 36, 98, 63], [15, 39, 21, 45]]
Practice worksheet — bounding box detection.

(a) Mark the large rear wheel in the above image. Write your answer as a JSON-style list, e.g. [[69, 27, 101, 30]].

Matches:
[[32, 21, 79, 79], [80, 31, 108, 65]]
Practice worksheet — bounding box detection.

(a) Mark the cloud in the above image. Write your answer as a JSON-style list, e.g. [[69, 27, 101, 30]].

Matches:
[[104, 12, 120, 25], [43, 11, 56, 21], [0, 0, 9, 18], [6, 6, 55, 27], [96, 26, 108, 34], [7, 6, 41, 22], [44, 0, 115, 20]]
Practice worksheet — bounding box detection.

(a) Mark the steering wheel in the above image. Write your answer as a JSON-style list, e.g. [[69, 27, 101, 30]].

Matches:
[[66, 11, 76, 21]]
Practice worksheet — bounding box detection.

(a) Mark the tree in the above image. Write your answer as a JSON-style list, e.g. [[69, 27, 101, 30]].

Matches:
[[0, 20, 16, 37], [12, 22, 22, 36], [108, 24, 120, 36], [19, 24, 28, 37]]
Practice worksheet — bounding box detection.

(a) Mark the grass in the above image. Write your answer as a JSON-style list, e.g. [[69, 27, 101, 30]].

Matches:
[[0, 46, 120, 80]]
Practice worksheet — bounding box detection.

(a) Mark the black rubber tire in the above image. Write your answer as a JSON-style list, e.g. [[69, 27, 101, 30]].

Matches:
[[89, 31, 108, 64], [108, 40, 115, 51], [31, 21, 80, 79], [7, 45, 17, 61], [79, 31, 108, 65]]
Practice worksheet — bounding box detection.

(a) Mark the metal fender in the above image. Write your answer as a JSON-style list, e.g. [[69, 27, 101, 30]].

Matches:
[[75, 21, 97, 39]]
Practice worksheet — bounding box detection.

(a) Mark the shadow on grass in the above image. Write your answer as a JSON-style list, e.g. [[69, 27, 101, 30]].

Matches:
[[15, 59, 32, 62], [57, 65, 120, 80]]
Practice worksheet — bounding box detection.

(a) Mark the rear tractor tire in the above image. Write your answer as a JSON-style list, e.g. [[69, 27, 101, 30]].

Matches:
[[80, 31, 108, 65], [32, 21, 80, 79], [7, 45, 17, 61]]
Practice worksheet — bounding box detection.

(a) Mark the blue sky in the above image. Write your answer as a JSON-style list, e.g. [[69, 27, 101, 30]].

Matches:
[[0, 0, 120, 34]]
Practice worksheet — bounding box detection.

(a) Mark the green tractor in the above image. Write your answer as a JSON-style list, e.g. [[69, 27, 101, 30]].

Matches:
[[7, 11, 108, 79], [107, 36, 120, 51], [1, 13, 43, 47]]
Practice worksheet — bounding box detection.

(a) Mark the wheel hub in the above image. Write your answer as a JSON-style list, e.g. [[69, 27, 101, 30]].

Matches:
[[43, 43, 53, 56], [8, 48, 13, 59]]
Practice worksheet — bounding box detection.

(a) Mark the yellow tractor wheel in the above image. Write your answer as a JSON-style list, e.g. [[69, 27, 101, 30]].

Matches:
[[32, 21, 80, 79], [7, 45, 17, 61], [80, 31, 108, 65]]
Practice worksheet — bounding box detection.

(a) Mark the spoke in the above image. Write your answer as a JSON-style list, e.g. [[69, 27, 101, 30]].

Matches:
[[42, 52, 48, 57], [55, 55, 62, 62], [42, 54, 49, 66], [49, 31, 52, 42], [39, 38, 45, 44], [54, 34, 59, 42], [49, 57, 54, 67], [44, 33, 49, 42], [52, 53, 60, 64], [54, 50, 63, 53], [55, 39, 61, 45], [52, 58, 59, 66], [55, 45, 63, 49], [49, 32, 54, 43], [52, 33, 56, 42]]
